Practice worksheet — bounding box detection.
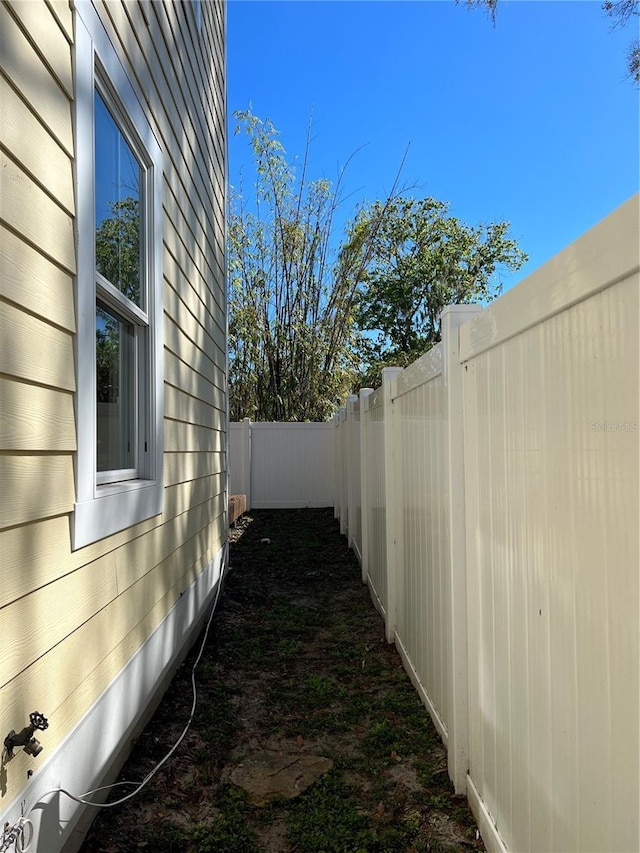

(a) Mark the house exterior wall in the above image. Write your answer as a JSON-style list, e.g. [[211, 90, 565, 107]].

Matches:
[[0, 2, 227, 850]]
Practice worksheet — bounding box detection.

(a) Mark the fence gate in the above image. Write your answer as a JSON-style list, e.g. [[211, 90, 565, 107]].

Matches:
[[229, 420, 335, 509]]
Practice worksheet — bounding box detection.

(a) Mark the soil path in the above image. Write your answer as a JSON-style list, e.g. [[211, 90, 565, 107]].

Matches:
[[81, 508, 485, 852]]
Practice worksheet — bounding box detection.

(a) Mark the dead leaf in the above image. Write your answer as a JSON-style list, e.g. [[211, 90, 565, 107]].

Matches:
[[296, 735, 304, 748]]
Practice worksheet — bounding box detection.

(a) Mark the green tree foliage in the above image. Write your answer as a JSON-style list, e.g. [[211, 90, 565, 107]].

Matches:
[[95, 196, 141, 303], [229, 112, 527, 410], [228, 111, 373, 421], [96, 309, 119, 404], [343, 197, 527, 385], [95, 196, 140, 403], [461, 0, 639, 84]]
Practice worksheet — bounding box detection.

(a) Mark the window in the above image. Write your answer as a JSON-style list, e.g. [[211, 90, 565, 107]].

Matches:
[[73, 2, 163, 549]]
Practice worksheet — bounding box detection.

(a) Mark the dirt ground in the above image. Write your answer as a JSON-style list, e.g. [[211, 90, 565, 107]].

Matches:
[[80, 508, 485, 852]]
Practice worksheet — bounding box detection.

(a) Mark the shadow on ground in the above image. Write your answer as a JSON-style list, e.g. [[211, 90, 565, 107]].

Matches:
[[81, 508, 485, 852]]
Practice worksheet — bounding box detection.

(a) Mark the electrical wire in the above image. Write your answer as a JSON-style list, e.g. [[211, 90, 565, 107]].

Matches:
[[27, 562, 226, 818], [15, 819, 33, 853], [1, 817, 32, 853]]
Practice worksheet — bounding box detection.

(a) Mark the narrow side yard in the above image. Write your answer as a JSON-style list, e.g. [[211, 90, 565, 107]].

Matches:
[[81, 509, 485, 852]]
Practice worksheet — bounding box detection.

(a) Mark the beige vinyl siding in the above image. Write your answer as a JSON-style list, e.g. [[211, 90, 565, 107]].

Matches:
[[2, 525, 226, 784], [164, 451, 225, 487], [165, 349, 227, 411], [0, 153, 75, 272], [0, 2, 73, 154], [165, 385, 226, 432], [0, 377, 75, 451], [0, 225, 76, 331], [0, 0, 226, 812], [164, 269, 226, 365], [0, 557, 119, 687], [0, 478, 222, 610], [0, 455, 75, 528], [4, 0, 73, 96], [46, 0, 74, 42], [177, 277, 226, 357], [0, 76, 74, 214], [165, 419, 226, 453], [2, 520, 225, 789], [165, 311, 226, 378], [164, 245, 225, 338], [0, 301, 75, 390]]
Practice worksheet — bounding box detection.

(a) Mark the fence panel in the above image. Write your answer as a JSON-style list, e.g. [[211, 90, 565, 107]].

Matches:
[[332, 414, 341, 520], [362, 388, 387, 618], [230, 422, 335, 509], [461, 196, 639, 853], [347, 396, 363, 562], [337, 407, 348, 533], [388, 305, 480, 791], [392, 344, 451, 739]]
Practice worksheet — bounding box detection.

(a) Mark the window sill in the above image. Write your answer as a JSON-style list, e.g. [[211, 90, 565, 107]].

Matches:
[[73, 480, 163, 550]]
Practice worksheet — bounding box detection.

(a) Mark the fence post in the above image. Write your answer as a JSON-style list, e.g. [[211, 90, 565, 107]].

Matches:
[[440, 304, 482, 794], [382, 366, 403, 644], [242, 417, 252, 511], [359, 388, 374, 583], [346, 395, 358, 549]]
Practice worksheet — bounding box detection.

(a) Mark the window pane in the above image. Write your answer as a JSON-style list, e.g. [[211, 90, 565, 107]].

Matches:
[[95, 90, 142, 306], [96, 302, 135, 473]]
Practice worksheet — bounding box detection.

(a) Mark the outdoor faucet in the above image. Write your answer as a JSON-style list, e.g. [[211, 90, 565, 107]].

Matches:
[[3, 712, 49, 759]]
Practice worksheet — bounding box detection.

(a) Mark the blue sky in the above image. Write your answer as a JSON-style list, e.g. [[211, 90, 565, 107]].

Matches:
[[227, 1, 639, 291]]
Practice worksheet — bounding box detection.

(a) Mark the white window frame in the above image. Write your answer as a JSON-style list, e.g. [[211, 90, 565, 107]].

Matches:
[[73, 1, 164, 549]]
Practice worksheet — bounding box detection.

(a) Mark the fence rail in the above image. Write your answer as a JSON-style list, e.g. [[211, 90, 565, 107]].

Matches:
[[334, 196, 639, 853]]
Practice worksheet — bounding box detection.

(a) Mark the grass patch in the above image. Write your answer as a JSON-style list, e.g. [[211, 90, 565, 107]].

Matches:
[[196, 683, 240, 757], [140, 787, 260, 853], [80, 509, 485, 853], [189, 787, 260, 853], [285, 770, 371, 853]]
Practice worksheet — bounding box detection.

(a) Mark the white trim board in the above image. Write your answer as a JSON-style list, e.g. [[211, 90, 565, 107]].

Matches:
[[0, 544, 226, 853], [466, 774, 509, 853]]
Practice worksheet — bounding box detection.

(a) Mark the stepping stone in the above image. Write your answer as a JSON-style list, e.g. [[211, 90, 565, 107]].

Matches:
[[229, 750, 333, 806]]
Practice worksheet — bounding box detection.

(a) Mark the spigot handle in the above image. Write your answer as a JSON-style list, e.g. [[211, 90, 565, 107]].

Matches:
[[29, 712, 48, 731]]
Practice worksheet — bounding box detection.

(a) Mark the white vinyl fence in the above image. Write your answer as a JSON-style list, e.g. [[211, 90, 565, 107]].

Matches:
[[334, 196, 639, 853], [229, 420, 334, 509]]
